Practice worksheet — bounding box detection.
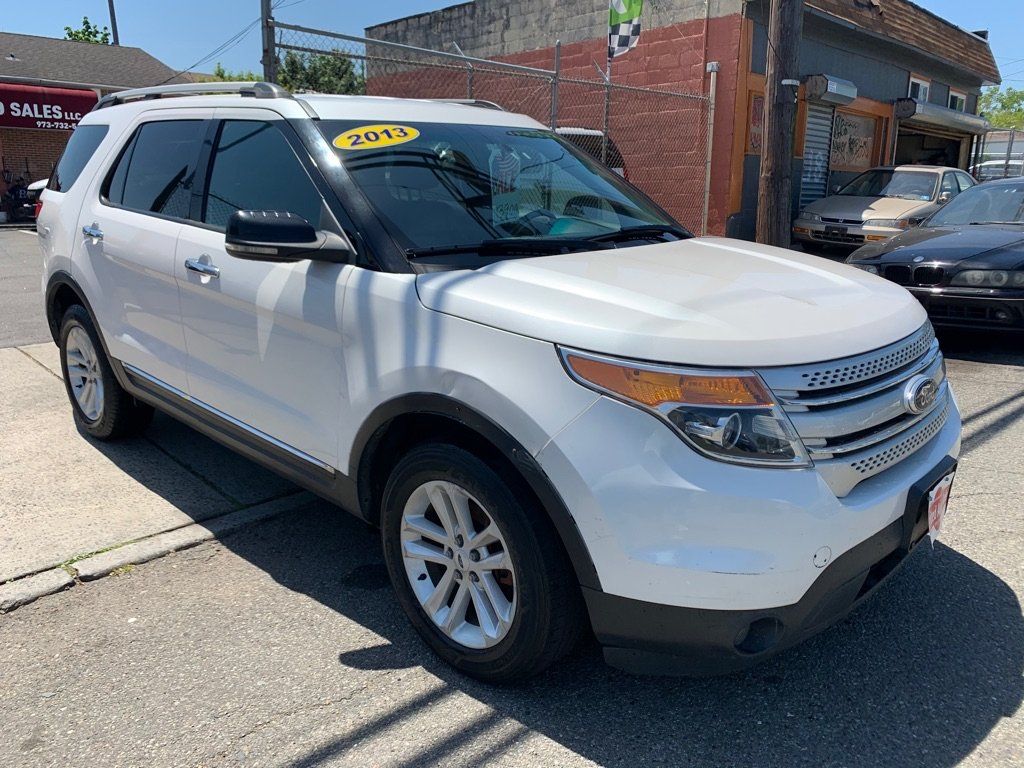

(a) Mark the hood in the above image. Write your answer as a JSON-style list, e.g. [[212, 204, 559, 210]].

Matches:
[[416, 237, 926, 367], [805, 195, 930, 220], [853, 225, 1024, 269]]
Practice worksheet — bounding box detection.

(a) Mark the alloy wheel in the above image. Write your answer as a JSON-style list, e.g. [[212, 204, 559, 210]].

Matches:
[[400, 480, 517, 649], [65, 326, 104, 422]]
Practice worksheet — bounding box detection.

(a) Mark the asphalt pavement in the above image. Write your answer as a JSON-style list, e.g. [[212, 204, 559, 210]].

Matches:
[[0, 228, 50, 348], [1, 231, 1022, 767]]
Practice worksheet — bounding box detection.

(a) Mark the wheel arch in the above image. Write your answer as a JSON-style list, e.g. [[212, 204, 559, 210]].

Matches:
[[351, 393, 601, 591], [45, 271, 103, 349]]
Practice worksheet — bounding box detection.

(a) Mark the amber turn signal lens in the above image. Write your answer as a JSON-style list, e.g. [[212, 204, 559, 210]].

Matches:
[[565, 355, 773, 408]]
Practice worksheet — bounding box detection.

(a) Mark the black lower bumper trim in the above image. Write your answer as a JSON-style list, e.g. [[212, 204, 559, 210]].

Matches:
[[585, 456, 957, 677]]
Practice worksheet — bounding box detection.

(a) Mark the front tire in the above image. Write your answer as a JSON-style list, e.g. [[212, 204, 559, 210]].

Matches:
[[58, 305, 153, 440], [381, 443, 584, 682]]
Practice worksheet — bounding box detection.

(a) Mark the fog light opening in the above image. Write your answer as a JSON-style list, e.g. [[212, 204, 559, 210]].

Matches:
[[733, 617, 784, 655]]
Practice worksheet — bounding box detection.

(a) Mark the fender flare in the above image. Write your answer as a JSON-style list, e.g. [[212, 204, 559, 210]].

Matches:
[[351, 393, 601, 591]]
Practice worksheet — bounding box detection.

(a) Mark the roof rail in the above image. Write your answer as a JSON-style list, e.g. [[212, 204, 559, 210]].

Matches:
[[92, 81, 293, 111], [431, 99, 506, 111]]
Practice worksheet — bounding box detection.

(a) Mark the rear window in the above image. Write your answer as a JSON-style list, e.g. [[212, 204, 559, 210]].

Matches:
[[105, 120, 205, 219], [47, 124, 109, 193]]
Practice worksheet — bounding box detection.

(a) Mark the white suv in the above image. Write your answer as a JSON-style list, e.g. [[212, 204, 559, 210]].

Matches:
[[38, 83, 961, 681]]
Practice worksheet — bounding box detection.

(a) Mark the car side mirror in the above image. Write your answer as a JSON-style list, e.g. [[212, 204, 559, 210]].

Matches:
[[937, 192, 952, 205], [224, 210, 351, 263], [832, 184, 841, 194]]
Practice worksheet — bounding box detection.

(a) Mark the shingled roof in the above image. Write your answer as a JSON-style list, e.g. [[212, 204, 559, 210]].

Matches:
[[808, 0, 1001, 85], [0, 31, 188, 90]]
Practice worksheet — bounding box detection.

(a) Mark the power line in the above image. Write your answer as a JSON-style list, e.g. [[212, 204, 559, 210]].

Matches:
[[157, 17, 261, 84]]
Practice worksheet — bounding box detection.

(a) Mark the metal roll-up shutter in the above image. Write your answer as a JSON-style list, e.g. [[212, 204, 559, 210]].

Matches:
[[799, 103, 836, 209]]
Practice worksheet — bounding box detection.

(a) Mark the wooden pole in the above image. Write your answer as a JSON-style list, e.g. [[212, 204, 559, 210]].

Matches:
[[755, 0, 804, 248]]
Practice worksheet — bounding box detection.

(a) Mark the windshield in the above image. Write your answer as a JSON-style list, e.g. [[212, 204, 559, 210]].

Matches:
[[838, 169, 938, 201], [928, 182, 1024, 226], [319, 120, 679, 254]]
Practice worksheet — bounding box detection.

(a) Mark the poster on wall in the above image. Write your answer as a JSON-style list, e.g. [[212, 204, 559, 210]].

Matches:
[[747, 94, 765, 154], [831, 112, 876, 170]]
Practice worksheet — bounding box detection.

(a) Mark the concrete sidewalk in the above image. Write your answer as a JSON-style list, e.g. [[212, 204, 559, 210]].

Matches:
[[0, 342, 307, 601]]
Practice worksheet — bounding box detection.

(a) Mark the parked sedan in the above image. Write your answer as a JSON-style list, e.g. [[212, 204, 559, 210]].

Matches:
[[793, 165, 975, 250], [847, 177, 1024, 328]]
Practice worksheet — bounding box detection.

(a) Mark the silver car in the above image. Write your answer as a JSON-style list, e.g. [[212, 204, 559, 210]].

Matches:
[[793, 165, 976, 249]]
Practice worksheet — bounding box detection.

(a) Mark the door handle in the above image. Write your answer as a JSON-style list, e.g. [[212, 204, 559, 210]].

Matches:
[[184, 258, 220, 279], [82, 224, 103, 240]]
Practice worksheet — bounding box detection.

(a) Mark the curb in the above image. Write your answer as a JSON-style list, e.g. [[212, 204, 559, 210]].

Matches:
[[0, 491, 314, 614]]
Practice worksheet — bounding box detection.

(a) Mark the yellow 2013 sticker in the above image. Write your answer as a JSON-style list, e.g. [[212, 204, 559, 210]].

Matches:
[[333, 124, 420, 150]]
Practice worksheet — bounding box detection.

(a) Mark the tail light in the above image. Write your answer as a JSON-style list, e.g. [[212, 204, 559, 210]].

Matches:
[[33, 201, 43, 219]]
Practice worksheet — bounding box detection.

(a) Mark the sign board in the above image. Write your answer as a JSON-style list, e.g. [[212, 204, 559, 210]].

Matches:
[[0, 83, 98, 131]]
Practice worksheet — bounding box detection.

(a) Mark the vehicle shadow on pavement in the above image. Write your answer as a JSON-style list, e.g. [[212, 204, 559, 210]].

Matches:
[[218, 502, 1024, 768], [937, 328, 1024, 368]]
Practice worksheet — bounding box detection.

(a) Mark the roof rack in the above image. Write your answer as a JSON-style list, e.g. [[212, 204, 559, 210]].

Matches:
[[431, 99, 506, 111], [92, 81, 294, 111]]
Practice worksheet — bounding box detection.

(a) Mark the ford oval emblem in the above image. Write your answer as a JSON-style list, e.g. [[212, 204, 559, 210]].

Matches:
[[913, 255, 925, 263], [903, 375, 939, 415]]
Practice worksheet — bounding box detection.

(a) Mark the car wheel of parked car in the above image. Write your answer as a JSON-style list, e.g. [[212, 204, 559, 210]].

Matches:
[[58, 305, 153, 440], [381, 443, 584, 682]]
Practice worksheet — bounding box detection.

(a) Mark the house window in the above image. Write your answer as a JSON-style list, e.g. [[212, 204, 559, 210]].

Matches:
[[908, 75, 930, 102], [948, 90, 967, 112]]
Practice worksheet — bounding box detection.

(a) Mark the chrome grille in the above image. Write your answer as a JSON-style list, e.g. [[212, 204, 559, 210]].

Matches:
[[758, 323, 950, 497]]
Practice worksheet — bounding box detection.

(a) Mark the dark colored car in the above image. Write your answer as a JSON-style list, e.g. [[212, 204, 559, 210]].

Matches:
[[847, 177, 1024, 329]]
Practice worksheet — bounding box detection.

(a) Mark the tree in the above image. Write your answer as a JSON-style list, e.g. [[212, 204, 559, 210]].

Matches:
[[64, 16, 111, 45], [979, 87, 1024, 129], [210, 62, 261, 82], [277, 51, 365, 95]]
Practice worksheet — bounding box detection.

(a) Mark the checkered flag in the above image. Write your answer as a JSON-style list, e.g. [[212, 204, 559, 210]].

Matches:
[[608, 0, 643, 59]]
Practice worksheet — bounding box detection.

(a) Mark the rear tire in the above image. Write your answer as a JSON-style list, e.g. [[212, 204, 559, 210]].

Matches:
[[58, 305, 153, 440], [381, 443, 585, 682]]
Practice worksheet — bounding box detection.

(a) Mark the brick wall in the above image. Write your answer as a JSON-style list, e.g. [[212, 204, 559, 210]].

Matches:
[[365, 13, 743, 233], [367, 0, 744, 59], [0, 128, 69, 193]]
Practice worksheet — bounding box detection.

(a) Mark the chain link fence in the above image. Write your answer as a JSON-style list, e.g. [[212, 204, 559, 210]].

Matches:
[[270, 21, 712, 234], [973, 128, 1023, 181]]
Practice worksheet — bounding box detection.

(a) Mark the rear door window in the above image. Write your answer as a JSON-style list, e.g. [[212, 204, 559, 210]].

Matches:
[[48, 124, 109, 192], [202, 120, 323, 230], [105, 120, 205, 219]]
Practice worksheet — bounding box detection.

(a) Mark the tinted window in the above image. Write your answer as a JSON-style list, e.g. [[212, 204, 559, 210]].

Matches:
[[203, 121, 322, 229], [107, 120, 204, 218], [48, 124, 108, 192]]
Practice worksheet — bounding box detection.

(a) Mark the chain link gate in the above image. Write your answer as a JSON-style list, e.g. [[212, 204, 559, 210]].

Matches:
[[973, 128, 1023, 182], [267, 18, 713, 234]]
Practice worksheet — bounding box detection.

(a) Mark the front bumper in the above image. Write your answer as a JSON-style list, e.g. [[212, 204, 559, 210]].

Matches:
[[585, 455, 954, 676], [536, 389, 961, 674], [793, 219, 905, 248], [909, 288, 1024, 329]]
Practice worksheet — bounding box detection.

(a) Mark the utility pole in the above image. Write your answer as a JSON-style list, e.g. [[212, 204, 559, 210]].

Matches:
[[755, 0, 804, 248], [260, 0, 277, 83], [107, 0, 120, 45]]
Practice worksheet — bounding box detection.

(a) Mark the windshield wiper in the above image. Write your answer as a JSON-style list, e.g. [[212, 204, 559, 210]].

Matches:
[[968, 220, 1024, 226], [586, 224, 691, 243], [406, 237, 617, 259]]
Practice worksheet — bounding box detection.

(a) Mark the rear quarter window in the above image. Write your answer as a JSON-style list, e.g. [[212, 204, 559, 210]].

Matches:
[[47, 124, 109, 193]]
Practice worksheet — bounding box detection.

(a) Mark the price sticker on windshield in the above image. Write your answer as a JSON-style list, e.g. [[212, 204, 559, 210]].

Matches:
[[333, 124, 420, 151]]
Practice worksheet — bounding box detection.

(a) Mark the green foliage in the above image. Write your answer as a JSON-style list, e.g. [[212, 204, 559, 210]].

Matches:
[[211, 62, 261, 82], [979, 86, 1024, 129], [277, 51, 365, 95], [64, 16, 111, 45]]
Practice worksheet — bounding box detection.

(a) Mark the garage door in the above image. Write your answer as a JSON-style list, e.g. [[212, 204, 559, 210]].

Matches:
[[799, 102, 835, 209]]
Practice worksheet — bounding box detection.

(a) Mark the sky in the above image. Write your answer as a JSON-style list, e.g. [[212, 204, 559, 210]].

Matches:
[[3, 0, 1022, 86]]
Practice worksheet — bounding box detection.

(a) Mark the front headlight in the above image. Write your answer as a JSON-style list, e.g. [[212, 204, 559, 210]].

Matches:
[[560, 349, 811, 467], [950, 269, 1024, 288], [800, 211, 822, 222], [862, 218, 910, 229], [851, 263, 880, 274]]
